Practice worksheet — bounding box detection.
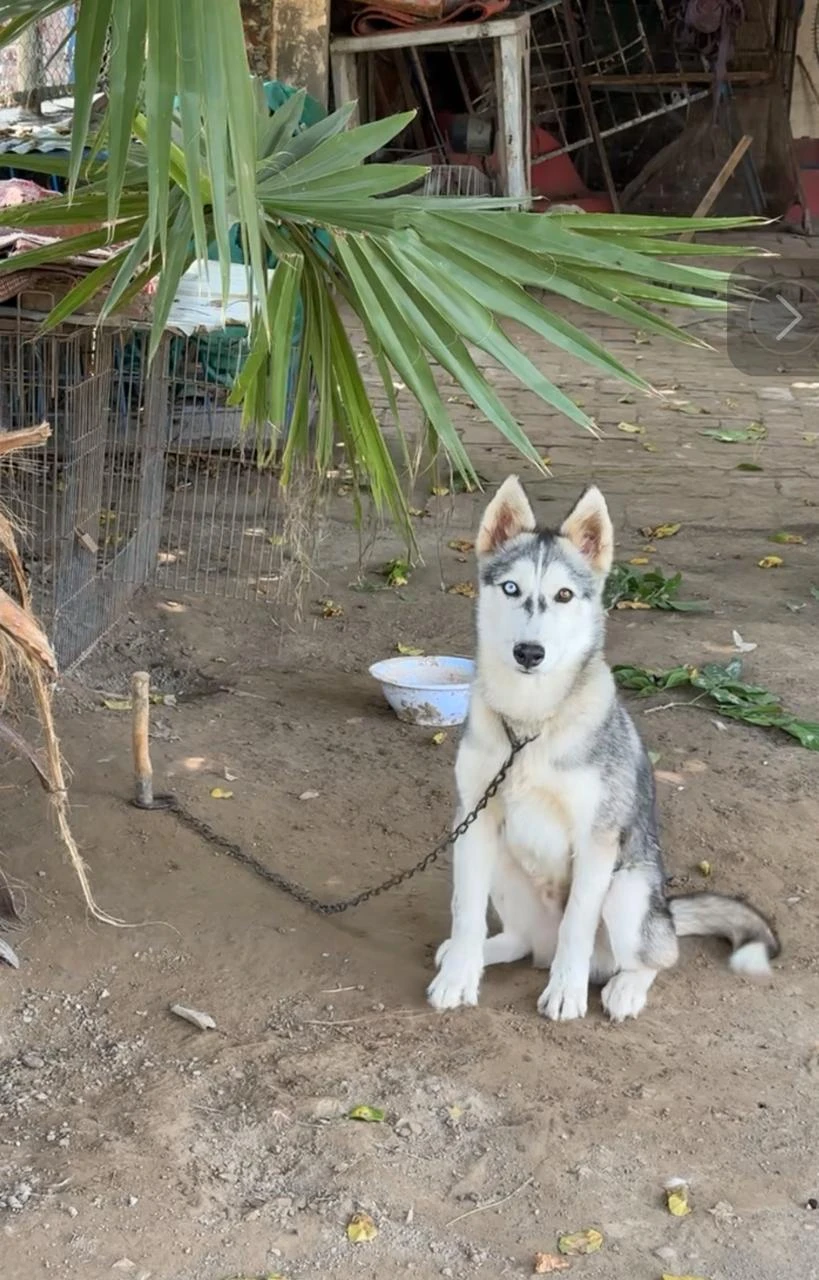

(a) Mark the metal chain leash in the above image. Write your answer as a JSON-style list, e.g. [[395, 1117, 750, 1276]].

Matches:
[[150, 733, 535, 916]]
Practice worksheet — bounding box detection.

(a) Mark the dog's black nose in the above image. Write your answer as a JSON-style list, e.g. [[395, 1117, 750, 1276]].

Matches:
[[513, 642, 545, 670]]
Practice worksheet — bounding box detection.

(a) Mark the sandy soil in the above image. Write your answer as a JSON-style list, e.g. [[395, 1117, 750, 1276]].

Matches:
[[2, 294, 819, 1280]]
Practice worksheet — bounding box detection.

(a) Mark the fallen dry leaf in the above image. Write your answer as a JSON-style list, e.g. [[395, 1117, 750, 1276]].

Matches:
[[618, 421, 644, 434], [210, 787, 233, 800], [629, 556, 650, 565], [396, 643, 424, 656], [102, 697, 132, 711], [732, 629, 757, 653], [698, 860, 712, 877], [409, 507, 428, 518], [558, 1228, 603, 1256], [347, 1105, 385, 1123], [615, 600, 652, 610], [533, 1252, 570, 1274], [758, 556, 783, 569], [682, 759, 707, 774], [347, 1211, 378, 1243], [666, 1181, 692, 1217], [319, 598, 343, 618], [170, 1004, 216, 1031], [431, 731, 447, 746], [448, 539, 474, 554], [770, 531, 805, 545], [430, 485, 450, 497], [655, 770, 685, 785], [448, 582, 478, 599], [641, 523, 681, 539]]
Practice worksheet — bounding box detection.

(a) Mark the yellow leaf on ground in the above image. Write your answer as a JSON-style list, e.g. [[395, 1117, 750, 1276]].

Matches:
[[557, 1228, 603, 1256], [641, 523, 681, 539], [347, 1212, 378, 1243], [698, 860, 712, 876], [347, 1105, 385, 1123], [770, 531, 805, 545], [448, 539, 475, 554], [431, 731, 447, 746], [757, 556, 783, 569], [534, 1252, 570, 1273], [629, 557, 650, 566], [210, 787, 233, 800], [617, 421, 644, 434], [396, 643, 424, 656], [448, 582, 478, 599], [102, 698, 132, 711], [319, 598, 343, 618], [615, 600, 652, 610], [431, 486, 450, 497], [666, 1183, 692, 1216]]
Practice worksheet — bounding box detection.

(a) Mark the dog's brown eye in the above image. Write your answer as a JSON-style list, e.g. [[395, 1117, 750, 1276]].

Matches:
[[555, 587, 574, 603]]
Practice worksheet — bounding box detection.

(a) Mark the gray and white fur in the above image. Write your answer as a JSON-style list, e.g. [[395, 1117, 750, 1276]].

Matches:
[[427, 477, 779, 1021]]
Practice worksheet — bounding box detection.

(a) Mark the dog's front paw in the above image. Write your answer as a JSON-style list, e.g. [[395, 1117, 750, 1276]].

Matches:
[[601, 970, 652, 1022], [427, 945, 483, 1010], [434, 937, 453, 968], [537, 972, 588, 1021]]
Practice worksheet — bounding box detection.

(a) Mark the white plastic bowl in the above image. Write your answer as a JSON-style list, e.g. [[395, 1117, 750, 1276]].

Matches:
[[369, 655, 475, 727]]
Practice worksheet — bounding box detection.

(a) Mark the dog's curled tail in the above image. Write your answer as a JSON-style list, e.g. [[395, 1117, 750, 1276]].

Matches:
[[669, 892, 780, 976]]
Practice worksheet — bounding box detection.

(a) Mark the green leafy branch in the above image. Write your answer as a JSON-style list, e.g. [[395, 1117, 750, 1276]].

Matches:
[[614, 659, 819, 750]]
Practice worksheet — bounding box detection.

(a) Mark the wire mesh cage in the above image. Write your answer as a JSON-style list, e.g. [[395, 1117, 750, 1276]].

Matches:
[[0, 313, 302, 671], [0, 318, 167, 670], [0, 5, 80, 109]]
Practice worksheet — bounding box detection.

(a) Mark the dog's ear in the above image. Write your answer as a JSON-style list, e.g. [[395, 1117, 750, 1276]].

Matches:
[[560, 486, 613, 577], [477, 476, 536, 555]]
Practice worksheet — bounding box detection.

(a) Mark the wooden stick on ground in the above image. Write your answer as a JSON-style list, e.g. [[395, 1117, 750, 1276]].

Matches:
[[679, 135, 753, 243], [131, 671, 153, 808]]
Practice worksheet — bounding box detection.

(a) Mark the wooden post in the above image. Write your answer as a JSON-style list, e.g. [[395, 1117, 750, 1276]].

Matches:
[[330, 48, 360, 122], [496, 23, 530, 208], [131, 671, 153, 809]]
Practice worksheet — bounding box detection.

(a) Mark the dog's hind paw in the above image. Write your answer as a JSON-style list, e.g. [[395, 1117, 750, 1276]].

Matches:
[[427, 945, 483, 1010], [537, 975, 588, 1021]]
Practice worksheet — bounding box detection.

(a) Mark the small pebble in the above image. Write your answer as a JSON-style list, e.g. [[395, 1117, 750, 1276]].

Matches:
[[21, 1052, 44, 1070]]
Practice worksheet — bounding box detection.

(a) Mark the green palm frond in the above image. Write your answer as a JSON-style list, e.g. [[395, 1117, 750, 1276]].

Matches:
[[0, 1, 764, 536]]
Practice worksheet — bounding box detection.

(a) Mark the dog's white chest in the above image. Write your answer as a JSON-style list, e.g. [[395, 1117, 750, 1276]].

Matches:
[[501, 763, 599, 888]]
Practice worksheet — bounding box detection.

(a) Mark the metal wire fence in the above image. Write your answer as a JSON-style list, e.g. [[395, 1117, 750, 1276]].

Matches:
[[0, 5, 77, 108]]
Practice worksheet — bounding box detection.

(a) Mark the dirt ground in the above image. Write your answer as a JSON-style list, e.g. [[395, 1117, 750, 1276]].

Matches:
[[2, 244, 819, 1280]]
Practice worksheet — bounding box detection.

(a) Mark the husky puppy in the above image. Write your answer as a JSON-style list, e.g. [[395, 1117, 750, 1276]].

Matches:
[[428, 477, 779, 1021]]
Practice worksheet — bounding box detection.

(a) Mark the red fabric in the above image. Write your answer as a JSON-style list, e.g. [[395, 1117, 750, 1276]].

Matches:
[[351, 0, 509, 35]]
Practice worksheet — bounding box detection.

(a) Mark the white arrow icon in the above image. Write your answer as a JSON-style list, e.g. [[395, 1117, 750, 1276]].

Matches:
[[775, 294, 802, 341]]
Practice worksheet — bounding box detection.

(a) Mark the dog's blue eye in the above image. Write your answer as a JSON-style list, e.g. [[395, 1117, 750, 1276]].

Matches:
[[501, 581, 520, 597]]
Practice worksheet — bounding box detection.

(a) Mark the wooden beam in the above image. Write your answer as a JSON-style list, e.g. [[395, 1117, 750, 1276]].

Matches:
[[679, 135, 754, 242], [330, 13, 531, 54], [586, 70, 771, 87]]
